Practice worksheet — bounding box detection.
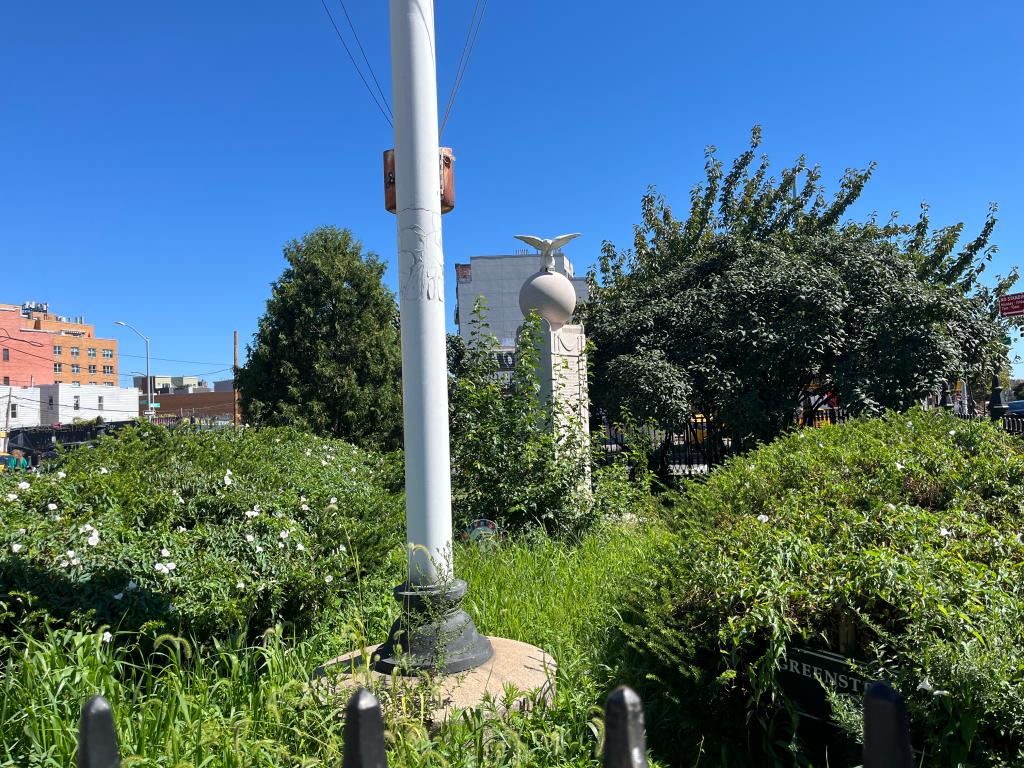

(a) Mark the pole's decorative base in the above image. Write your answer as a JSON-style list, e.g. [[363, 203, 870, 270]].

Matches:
[[373, 579, 494, 675]]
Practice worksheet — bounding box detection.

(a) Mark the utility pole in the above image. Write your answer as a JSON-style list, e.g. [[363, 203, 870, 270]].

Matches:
[[233, 330, 239, 427], [374, 0, 491, 674]]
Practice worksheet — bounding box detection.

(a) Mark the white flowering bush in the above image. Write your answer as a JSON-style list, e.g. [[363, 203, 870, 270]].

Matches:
[[622, 409, 1024, 766], [0, 423, 403, 644]]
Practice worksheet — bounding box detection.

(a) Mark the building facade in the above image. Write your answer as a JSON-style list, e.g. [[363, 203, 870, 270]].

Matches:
[[39, 384, 139, 426], [454, 253, 589, 351], [1, 386, 43, 431], [0, 302, 119, 388]]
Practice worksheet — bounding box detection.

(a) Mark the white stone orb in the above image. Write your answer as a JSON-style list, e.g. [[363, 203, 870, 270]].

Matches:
[[519, 270, 577, 328]]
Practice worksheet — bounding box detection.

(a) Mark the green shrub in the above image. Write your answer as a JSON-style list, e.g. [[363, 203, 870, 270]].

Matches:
[[622, 409, 1024, 766], [0, 423, 403, 644], [449, 304, 593, 535]]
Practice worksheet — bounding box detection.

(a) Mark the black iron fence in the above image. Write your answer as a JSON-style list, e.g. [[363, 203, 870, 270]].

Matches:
[[596, 377, 1022, 480], [75, 681, 915, 768]]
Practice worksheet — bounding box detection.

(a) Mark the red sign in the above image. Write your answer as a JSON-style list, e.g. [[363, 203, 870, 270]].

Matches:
[[999, 293, 1024, 318]]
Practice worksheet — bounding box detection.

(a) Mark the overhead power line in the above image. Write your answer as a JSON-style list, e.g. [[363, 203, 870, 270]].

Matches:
[[336, 0, 392, 121], [319, 0, 393, 127], [440, 0, 489, 136]]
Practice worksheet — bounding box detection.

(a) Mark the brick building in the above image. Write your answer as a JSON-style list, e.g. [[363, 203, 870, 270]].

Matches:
[[0, 302, 119, 388]]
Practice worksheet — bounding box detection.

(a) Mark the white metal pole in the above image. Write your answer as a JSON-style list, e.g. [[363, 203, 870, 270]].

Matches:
[[389, 0, 452, 585]]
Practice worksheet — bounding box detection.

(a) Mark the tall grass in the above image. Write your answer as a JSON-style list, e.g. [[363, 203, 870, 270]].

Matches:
[[0, 520, 670, 767]]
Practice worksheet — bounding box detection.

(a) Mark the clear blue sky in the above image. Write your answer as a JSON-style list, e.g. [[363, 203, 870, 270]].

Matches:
[[2, 1, 1022, 381]]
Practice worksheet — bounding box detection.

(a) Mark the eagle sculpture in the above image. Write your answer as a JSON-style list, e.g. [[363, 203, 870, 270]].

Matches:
[[514, 233, 582, 272]]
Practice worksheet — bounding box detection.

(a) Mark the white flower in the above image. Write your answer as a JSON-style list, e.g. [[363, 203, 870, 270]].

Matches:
[[236, 581, 245, 589], [101, 631, 112, 643], [71, 557, 81, 566], [338, 544, 347, 553], [224, 475, 233, 487], [279, 530, 289, 539], [87, 534, 100, 547], [99, 467, 108, 475], [296, 543, 305, 552], [940, 527, 952, 537], [278, 541, 285, 549], [166, 562, 176, 571], [255, 545, 264, 553], [177, 496, 185, 505], [127, 580, 138, 591], [5, 493, 18, 502], [225, 469, 233, 476], [321, 460, 329, 466], [300, 504, 309, 511], [17, 528, 25, 535], [245, 534, 255, 543], [79, 524, 94, 534], [113, 592, 123, 600], [11, 544, 23, 553], [244, 510, 260, 518], [757, 514, 769, 523], [17, 481, 30, 490], [948, 430, 956, 436], [884, 503, 896, 512], [324, 574, 333, 583], [300, 496, 307, 503], [155, 563, 168, 574], [47, 503, 58, 511], [66, 549, 76, 558], [59, 560, 69, 568], [176, 525, 186, 532], [895, 461, 904, 471], [305, 449, 312, 456], [56, 471, 66, 479], [160, 548, 170, 557], [329, 497, 337, 504]]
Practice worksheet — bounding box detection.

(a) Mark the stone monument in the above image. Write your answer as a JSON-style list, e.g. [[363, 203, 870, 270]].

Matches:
[[515, 234, 590, 436]]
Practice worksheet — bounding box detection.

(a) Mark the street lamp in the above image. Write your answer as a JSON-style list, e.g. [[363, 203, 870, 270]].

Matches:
[[115, 321, 151, 419]]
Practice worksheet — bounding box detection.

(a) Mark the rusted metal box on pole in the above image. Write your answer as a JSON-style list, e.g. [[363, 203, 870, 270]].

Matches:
[[384, 147, 454, 214]]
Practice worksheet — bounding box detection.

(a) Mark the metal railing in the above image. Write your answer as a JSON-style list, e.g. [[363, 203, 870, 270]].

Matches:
[[76, 681, 914, 768]]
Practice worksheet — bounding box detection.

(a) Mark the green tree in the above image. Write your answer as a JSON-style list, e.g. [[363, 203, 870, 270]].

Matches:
[[583, 127, 1018, 451], [237, 227, 403, 449]]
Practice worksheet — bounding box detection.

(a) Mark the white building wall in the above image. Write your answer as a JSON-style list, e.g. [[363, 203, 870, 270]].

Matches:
[[455, 253, 589, 349], [38, 384, 140, 426], [0, 386, 42, 430]]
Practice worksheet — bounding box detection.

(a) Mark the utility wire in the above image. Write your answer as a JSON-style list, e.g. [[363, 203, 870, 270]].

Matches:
[[119, 353, 232, 366], [440, 0, 489, 137], [319, 0, 393, 127], [335, 0, 392, 122]]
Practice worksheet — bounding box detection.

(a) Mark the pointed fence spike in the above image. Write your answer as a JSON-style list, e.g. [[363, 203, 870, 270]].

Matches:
[[78, 695, 120, 768], [863, 681, 913, 768], [343, 687, 388, 768], [604, 685, 648, 768]]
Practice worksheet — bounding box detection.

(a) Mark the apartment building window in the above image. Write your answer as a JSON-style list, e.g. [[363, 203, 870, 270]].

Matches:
[[89, 381, 97, 385], [102, 365, 114, 375], [2, 348, 8, 361], [73, 396, 80, 410], [2, 377, 8, 386], [54, 362, 63, 373], [87, 348, 97, 358], [48, 396, 54, 409], [72, 381, 81, 386], [88, 364, 97, 374], [102, 349, 113, 359], [70, 346, 80, 357], [104, 382, 114, 387], [53, 345, 62, 355], [98, 396, 104, 411], [71, 364, 80, 374], [8, 404, 16, 419]]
